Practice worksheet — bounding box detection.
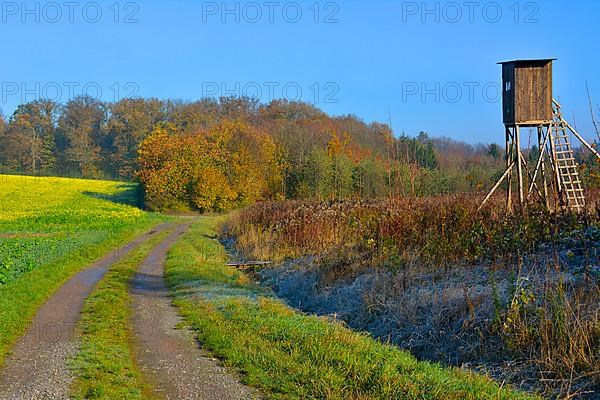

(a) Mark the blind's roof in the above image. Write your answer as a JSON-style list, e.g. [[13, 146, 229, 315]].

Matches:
[[498, 59, 556, 65]]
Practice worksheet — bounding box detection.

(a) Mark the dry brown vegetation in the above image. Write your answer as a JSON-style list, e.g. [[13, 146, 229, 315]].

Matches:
[[224, 193, 600, 399]]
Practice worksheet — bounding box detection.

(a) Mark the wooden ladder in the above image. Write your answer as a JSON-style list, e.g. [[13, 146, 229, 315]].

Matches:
[[552, 104, 586, 210]]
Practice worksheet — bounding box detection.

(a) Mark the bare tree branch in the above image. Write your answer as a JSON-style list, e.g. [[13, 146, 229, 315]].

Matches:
[[585, 81, 600, 142]]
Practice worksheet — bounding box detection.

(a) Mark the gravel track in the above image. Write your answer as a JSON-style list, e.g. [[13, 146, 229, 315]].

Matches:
[[130, 222, 259, 400], [0, 223, 171, 400]]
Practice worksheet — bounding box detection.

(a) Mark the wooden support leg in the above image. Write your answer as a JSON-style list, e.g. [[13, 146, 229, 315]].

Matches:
[[538, 126, 549, 210], [506, 126, 513, 212], [515, 125, 525, 208]]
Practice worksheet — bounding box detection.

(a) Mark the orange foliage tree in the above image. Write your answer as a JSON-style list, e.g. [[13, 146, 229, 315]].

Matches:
[[137, 121, 281, 212]]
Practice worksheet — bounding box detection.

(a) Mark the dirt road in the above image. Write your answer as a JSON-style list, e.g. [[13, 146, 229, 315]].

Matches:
[[130, 222, 258, 400]]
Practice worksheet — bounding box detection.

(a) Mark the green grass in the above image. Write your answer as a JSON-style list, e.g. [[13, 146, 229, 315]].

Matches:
[[165, 217, 540, 400], [0, 175, 168, 366], [69, 227, 172, 400]]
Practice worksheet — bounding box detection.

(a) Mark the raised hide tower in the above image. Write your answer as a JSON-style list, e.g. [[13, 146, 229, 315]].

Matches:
[[480, 59, 600, 212]]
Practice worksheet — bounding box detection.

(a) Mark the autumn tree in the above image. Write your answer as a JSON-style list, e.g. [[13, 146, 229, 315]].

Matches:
[[221, 120, 282, 204], [326, 131, 354, 199], [259, 103, 325, 197], [2, 100, 58, 173], [165, 99, 219, 133], [106, 98, 167, 179], [56, 96, 106, 177], [304, 148, 331, 199], [354, 158, 387, 198], [259, 100, 325, 122], [137, 120, 281, 212], [219, 96, 260, 122]]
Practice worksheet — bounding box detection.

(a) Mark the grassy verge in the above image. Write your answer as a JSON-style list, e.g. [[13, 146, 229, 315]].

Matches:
[[69, 225, 173, 399], [0, 214, 166, 367], [165, 217, 539, 400]]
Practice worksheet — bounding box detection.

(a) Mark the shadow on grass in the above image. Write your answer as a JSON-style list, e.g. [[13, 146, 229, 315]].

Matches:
[[83, 184, 144, 208]]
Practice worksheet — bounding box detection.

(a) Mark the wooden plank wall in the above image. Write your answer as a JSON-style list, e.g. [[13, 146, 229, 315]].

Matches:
[[514, 63, 552, 124]]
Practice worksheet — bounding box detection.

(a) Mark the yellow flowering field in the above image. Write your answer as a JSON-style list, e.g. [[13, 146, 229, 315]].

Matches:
[[0, 174, 150, 283]]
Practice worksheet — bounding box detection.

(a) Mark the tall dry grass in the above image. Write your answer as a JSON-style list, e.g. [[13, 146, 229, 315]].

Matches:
[[224, 192, 600, 398], [226, 193, 599, 268]]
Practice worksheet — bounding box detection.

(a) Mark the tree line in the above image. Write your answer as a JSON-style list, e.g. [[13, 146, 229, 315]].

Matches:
[[1, 96, 595, 211]]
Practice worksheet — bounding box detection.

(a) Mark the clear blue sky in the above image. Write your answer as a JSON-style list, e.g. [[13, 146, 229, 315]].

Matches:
[[1, 0, 599, 144]]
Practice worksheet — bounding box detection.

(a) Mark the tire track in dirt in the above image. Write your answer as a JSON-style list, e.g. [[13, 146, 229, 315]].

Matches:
[[0, 222, 172, 400], [130, 222, 259, 400]]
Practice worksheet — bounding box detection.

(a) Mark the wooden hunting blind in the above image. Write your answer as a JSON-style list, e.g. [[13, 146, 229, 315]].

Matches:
[[480, 59, 600, 212], [500, 59, 555, 126]]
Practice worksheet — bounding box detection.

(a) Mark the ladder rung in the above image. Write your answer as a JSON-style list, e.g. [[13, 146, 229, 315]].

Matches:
[[551, 108, 588, 210]]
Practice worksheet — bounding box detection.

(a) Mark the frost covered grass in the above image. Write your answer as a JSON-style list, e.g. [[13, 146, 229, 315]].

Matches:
[[165, 217, 536, 400], [225, 196, 600, 398]]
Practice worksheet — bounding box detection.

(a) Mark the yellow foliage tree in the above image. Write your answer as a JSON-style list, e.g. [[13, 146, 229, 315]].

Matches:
[[137, 121, 281, 212]]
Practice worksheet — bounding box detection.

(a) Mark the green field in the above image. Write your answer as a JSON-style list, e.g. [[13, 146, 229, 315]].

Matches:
[[0, 174, 151, 283], [0, 174, 164, 365]]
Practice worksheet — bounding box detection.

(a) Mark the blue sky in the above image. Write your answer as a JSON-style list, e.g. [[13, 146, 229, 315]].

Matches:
[[1, 0, 599, 144]]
